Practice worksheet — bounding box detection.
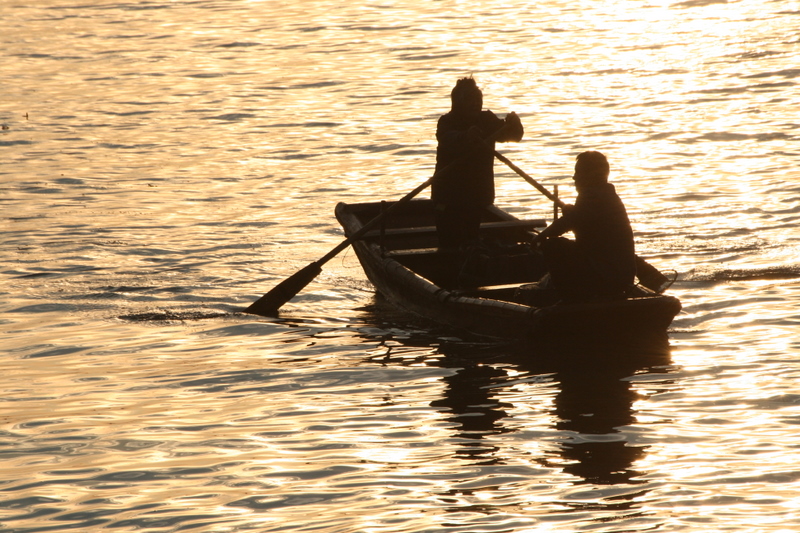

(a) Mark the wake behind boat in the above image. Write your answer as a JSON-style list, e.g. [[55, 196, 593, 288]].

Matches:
[[336, 199, 681, 343]]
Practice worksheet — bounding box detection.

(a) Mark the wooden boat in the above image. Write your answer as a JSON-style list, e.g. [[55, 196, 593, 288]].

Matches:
[[335, 199, 681, 342]]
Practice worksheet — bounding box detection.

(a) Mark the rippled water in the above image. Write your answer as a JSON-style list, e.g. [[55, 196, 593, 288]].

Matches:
[[2, 1, 800, 532]]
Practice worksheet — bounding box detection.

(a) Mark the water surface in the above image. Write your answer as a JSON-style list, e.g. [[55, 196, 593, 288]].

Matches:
[[2, 1, 800, 532]]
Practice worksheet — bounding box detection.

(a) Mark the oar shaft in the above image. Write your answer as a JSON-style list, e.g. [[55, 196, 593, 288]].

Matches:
[[317, 174, 437, 266], [493, 150, 567, 210], [244, 163, 449, 316], [246, 127, 514, 316]]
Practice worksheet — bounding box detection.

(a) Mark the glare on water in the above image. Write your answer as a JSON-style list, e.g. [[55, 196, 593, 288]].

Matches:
[[1, 1, 800, 532]]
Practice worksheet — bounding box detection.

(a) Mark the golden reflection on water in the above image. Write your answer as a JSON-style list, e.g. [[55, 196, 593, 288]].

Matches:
[[2, 0, 800, 532]]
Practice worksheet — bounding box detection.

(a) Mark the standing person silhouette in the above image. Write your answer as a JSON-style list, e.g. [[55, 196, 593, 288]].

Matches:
[[433, 77, 524, 249]]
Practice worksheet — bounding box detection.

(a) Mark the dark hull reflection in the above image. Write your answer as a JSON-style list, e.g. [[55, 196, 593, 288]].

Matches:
[[357, 296, 675, 487], [538, 342, 667, 486], [429, 360, 513, 466]]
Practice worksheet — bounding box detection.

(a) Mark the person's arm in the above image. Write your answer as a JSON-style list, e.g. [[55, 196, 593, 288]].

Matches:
[[539, 211, 571, 238], [533, 204, 575, 243], [494, 111, 523, 142]]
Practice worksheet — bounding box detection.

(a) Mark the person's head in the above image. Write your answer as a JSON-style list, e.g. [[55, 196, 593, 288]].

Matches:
[[450, 77, 483, 115], [573, 151, 610, 187]]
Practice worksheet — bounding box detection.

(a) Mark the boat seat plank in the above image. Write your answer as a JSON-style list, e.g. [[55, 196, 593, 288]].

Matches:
[[361, 219, 546, 240], [457, 282, 533, 293], [384, 247, 448, 258]]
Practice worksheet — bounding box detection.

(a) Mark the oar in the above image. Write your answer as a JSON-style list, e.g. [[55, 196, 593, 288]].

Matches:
[[244, 125, 515, 317], [493, 150, 672, 293], [243, 172, 440, 316]]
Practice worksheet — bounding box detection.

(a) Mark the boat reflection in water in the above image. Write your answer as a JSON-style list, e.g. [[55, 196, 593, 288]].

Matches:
[[359, 297, 675, 486], [541, 341, 668, 486]]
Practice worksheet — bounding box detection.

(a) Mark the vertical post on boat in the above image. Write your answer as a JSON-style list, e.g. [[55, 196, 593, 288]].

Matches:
[[379, 200, 387, 256], [553, 185, 559, 220]]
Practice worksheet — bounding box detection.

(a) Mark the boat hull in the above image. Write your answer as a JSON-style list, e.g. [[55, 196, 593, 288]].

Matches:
[[336, 199, 681, 342]]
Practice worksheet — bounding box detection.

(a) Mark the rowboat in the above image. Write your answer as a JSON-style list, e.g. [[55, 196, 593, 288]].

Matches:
[[335, 199, 681, 343]]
